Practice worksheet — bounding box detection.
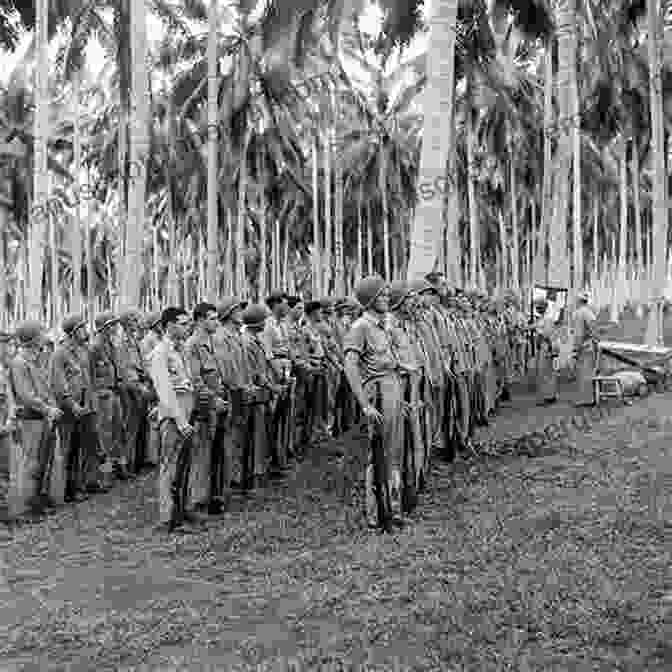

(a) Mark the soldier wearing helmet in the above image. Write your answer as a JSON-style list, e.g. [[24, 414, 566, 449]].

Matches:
[[9, 321, 63, 516]]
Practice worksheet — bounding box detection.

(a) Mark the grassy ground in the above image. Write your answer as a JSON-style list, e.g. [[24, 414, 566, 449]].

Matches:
[[0, 387, 669, 671]]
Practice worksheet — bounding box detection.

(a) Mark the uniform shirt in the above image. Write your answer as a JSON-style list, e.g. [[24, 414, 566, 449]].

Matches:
[[90, 336, 121, 391], [343, 310, 400, 386], [301, 320, 326, 362], [573, 305, 597, 351], [262, 315, 290, 360], [0, 365, 16, 428], [149, 334, 193, 426], [185, 329, 223, 397], [10, 348, 55, 418], [119, 333, 147, 385], [213, 324, 250, 387], [140, 331, 161, 368], [50, 339, 93, 414]]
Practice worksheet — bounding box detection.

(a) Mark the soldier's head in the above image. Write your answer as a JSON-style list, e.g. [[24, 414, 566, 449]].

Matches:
[[95, 312, 122, 345], [119, 309, 143, 339], [0, 331, 13, 365], [304, 300, 322, 323], [287, 296, 303, 321], [534, 296, 548, 315], [193, 302, 218, 334], [161, 307, 190, 342], [266, 291, 288, 318], [144, 311, 163, 335], [388, 281, 414, 317], [420, 282, 440, 307], [14, 320, 45, 356], [355, 275, 388, 315], [242, 304, 268, 333], [320, 298, 335, 320], [217, 298, 247, 327], [62, 313, 89, 346]]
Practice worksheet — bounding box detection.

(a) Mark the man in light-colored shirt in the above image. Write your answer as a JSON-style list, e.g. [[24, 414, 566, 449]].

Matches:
[[149, 307, 200, 532], [573, 291, 598, 406]]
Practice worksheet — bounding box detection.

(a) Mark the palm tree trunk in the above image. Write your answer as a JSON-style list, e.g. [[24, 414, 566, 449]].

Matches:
[[571, 43, 582, 293], [593, 195, 599, 278], [206, 0, 219, 302], [406, 0, 459, 280], [49, 200, 59, 326], [632, 140, 642, 270], [619, 137, 628, 277], [331, 86, 344, 294], [379, 148, 390, 280], [530, 196, 536, 288], [258, 151, 267, 299], [467, 111, 479, 289], [498, 209, 507, 291], [71, 69, 83, 314], [367, 200, 373, 274], [538, 47, 553, 284], [153, 224, 160, 309], [509, 140, 520, 294], [237, 131, 251, 298], [323, 129, 332, 294], [121, 0, 149, 310], [357, 184, 363, 278], [312, 134, 320, 296], [29, 0, 49, 320], [548, 0, 574, 288], [0, 206, 7, 328], [646, 0, 667, 344]]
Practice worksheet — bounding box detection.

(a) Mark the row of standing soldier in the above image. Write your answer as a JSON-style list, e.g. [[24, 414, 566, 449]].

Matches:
[[0, 274, 530, 532]]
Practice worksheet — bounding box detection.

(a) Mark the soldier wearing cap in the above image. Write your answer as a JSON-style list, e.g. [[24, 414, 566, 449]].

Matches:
[[285, 297, 311, 451], [388, 281, 427, 504], [50, 314, 103, 501], [262, 291, 293, 472], [0, 330, 16, 520], [532, 296, 559, 405], [241, 303, 281, 488], [573, 290, 597, 406], [141, 312, 163, 467], [148, 307, 200, 532], [317, 298, 342, 436], [214, 298, 251, 487], [344, 275, 406, 528], [118, 309, 154, 473], [333, 298, 361, 433], [90, 311, 126, 483], [185, 302, 230, 513], [9, 321, 63, 515], [301, 299, 329, 445]]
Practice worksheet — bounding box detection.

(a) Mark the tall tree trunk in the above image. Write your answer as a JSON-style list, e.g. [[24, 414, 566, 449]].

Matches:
[[632, 140, 642, 270], [165, 99, 177, 304], [367, 200, 373, 275], [548, 0, 574, 288], [323, 129, 332, 294], [120, 0, 149, 310], [593, 194, 599, 279], [0, 206, 7, 327], [237, 131, 251, 298], [331, 85, 344, 294], [312, 135, 320, 296], [357, 184, 363, 277], [571, 35, 582, 293], [646, 0, 667, 344], [29, 0, 49, 320], [49, 187, 58, 325], [258, 151, 267, 299], [509, 138, 520, 293], [206, 0, 219, 302], [538, 48, 553, 283], [466, 109, 479, 289], [71, 69, 83, 315], [498, 209, 507, 291], [406, 0, 459, 280], [153, 224, 160, 309], [379, 147, 390, 280], [619, 137, 628, 277]]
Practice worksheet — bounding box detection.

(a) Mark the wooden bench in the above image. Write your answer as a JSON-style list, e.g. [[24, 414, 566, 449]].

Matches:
[[592, 376, 624, 405]]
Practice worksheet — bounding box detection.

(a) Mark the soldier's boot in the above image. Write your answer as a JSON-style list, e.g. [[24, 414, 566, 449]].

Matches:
[[389, 469, 409, 526]]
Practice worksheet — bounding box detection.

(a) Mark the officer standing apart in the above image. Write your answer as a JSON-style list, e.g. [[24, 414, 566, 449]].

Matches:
[[343, 275, 406, 529]]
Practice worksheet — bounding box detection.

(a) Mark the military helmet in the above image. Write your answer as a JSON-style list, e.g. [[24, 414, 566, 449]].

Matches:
[[119, 309, 143, 327], [354, 275, 386, 310], [95, 311, 119, 333], [144, 311, 162, 330], [242, 303, 268, 329], [388, 281, 413, 310], [304, 300, 322, 316], [14, 320, 45, 345], [218, 297, 247, 321], [62, 313, 87, 335]]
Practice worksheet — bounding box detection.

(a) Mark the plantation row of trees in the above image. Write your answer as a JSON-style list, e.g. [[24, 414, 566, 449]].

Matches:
[[1, 0, 672, 339]]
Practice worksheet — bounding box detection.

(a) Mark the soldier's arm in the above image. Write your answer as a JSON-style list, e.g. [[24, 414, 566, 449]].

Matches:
[[9, 360, 52, 417], [149, 346, 188, 427], [49, 349, 77, 413]]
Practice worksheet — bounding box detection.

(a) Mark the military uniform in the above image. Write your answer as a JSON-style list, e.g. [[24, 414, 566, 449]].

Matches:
[[301, 302, 329, 445], [90, 312, 125, 482], [149, 327, 195, 527], [9, 322, 62, 515], [573, 293, 597, 406], [0, 332, 16, 519], [141, 313, 163, 466], [50, 314, 101, 500]]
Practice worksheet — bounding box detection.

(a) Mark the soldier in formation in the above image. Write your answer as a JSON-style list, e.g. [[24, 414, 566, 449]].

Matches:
[[0, 276, 529, 533]]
